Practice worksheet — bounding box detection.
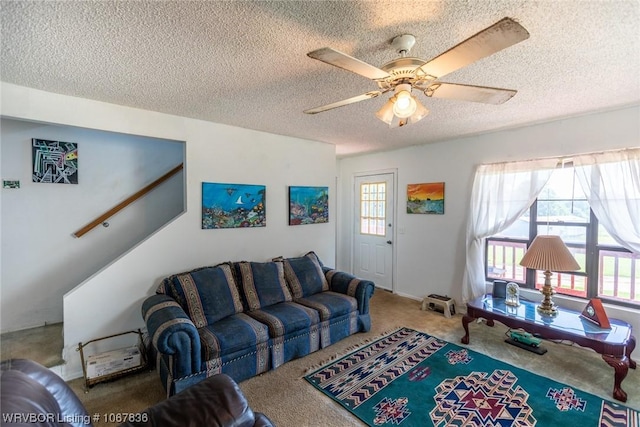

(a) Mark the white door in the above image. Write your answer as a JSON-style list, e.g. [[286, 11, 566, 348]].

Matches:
[[353, 173, 394, 291]]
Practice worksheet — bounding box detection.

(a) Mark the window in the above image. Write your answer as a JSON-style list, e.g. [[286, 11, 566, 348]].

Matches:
[[486, 165, 639, 308], [360, 182, 386, 236]]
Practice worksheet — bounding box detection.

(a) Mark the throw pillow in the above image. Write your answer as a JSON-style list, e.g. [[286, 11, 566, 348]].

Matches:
[[280, 251, 329, 298], [237, 261, 292, 310], [157, 263, 243, 328]]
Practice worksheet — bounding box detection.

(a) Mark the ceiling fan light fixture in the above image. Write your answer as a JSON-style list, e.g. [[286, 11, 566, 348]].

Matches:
[[391, 84, 417, 118], [377, 83, 427, 127], [375, 98, 395, 125], [408, 101, 429, 124], [305, 18, 529, 126]]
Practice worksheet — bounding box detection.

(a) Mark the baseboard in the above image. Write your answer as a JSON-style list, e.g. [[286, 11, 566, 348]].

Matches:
[[392, 291, 421, 301]]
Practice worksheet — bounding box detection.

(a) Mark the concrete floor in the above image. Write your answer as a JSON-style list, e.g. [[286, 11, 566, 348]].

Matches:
[[1, 322, 64, 368]]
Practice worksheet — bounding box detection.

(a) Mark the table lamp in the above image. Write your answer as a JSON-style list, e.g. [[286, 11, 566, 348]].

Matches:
[[519, 235, 580, 316]]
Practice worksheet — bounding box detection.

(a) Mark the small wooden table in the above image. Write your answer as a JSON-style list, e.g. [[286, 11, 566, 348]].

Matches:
[[461, 295, 636, 402]]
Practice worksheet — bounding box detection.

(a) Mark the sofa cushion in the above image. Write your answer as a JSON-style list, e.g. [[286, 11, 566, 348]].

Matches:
[[246, 302, 320, 338], [237, 261, 292, 310], [157, 263, 244, 328], [294, 291, 357, 321], [279, 251, 329, 298], [198, 313, 270, 361]]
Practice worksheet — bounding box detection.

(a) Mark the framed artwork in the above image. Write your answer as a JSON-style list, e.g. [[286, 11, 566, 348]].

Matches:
[[407, 182, 444, 214], [32, 138, 78, 184], [289, 186, 329, 225], [202, 182, 266, 229]]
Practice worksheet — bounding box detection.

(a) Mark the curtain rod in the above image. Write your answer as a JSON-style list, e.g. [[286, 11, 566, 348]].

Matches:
[[479, 146, 640, 168]]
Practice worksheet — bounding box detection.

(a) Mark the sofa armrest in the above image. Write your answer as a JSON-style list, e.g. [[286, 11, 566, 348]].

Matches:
[[142, 294, 201, 378], [323, 268, 375, 315], [1, 359, 93, 427]]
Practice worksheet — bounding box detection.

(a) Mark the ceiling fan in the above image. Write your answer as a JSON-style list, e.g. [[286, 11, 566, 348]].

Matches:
[[304, 17, 530, 128]]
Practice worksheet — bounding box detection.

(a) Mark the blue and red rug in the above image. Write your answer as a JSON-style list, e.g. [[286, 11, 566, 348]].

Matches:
[[304, 327, 638, 426]]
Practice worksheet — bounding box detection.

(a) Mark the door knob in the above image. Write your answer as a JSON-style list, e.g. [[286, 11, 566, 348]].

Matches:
[[386, 240, 392, 244]]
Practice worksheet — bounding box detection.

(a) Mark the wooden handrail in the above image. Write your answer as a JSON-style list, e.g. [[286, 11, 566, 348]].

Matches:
[[73, 163, 184, 238]]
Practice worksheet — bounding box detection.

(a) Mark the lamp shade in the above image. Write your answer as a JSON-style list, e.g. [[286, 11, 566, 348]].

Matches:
[[375, 98, 395, 124], [519, 235, 580, 272]]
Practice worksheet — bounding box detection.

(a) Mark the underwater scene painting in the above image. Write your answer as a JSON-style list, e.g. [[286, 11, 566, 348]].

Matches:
[[289, 186, 329, 225], [407, 182, 445, 214], [202, 182, 266, 228]]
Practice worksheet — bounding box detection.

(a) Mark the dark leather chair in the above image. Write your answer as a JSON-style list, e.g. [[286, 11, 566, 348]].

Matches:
[[1, 359, 274, 427]]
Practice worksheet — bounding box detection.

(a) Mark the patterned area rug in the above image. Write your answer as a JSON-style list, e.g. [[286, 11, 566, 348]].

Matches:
[[304, 327, 638, 426]]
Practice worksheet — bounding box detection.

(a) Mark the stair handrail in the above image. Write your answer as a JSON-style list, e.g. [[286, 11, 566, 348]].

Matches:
[[73, 163, 184, 238]]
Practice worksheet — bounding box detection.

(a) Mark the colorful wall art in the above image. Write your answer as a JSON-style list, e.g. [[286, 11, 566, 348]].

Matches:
[[202, 182, 266, 228], [32, 139, 78, 184], [407, 182, 445, 214], [289, 186, 329, 225]]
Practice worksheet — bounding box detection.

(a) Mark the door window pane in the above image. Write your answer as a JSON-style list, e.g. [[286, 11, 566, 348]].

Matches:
[[360, 182, 386, 236]]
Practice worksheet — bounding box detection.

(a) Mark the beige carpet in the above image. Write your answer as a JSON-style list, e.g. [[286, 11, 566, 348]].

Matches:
[[69, 290, 639, 426]]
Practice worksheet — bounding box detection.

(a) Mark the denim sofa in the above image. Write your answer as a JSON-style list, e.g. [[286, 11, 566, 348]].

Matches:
[[143, 252, 375, 396]]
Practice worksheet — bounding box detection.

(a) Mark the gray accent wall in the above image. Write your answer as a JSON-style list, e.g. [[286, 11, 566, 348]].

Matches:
[[1, 118, 185, 332]]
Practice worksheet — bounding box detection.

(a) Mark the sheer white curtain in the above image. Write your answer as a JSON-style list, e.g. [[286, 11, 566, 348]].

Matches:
[[574, 148, 640, 254], [462, 158, 558, 303]]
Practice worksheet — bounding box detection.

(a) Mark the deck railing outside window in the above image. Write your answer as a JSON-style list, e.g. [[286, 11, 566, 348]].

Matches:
[[599, 249, 639, 303], [486, 240, 639, 304]]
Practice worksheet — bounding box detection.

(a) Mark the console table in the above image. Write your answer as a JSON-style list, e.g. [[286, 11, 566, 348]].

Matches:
[[461, 295, 636, 402]]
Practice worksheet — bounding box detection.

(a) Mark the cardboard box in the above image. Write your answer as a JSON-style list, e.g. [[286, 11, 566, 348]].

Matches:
[[85, 346, 141, 379]]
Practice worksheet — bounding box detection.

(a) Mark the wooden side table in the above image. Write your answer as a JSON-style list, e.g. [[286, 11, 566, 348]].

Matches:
[[461, 295, 636, 402]]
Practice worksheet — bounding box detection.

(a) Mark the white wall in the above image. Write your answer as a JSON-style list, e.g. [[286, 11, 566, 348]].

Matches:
[[338, 106, 640, 332], [1, 118, 184, 332], [1, 83, 336, 379]]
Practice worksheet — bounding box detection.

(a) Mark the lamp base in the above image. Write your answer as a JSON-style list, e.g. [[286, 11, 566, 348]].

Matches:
[[536, 271, 558, 316], [536, 301, 558, 316]]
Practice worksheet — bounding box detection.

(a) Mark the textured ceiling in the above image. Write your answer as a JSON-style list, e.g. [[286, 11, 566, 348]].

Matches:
[[1, 1, 639, 157]]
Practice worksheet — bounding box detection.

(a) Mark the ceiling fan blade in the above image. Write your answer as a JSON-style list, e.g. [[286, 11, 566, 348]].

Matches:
[[426, 83, 517, 104], [304, 91, 383, 114], [308, 47, 390, 81], [416, 17, 530, 79]]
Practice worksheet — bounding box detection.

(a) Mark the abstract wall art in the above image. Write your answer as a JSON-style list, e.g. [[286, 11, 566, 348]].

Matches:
[[289, 186, 329, 225], [407, 182, 445, 214], [32, 139, 78, 184], [202, 182, 266, 229]]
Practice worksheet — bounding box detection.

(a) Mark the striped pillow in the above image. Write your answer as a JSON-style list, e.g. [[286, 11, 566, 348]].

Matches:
[[237, 261, 292, 310], [281, 251, 329, 298], [156, 263, 243, 328]]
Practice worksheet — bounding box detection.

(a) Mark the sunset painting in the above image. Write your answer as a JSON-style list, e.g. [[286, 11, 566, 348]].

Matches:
[[407, 182, 445, 214]]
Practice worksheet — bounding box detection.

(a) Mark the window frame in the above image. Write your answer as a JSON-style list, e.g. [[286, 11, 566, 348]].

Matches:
[[485, 173, 638, 310], [359, 181, 387, 237]]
